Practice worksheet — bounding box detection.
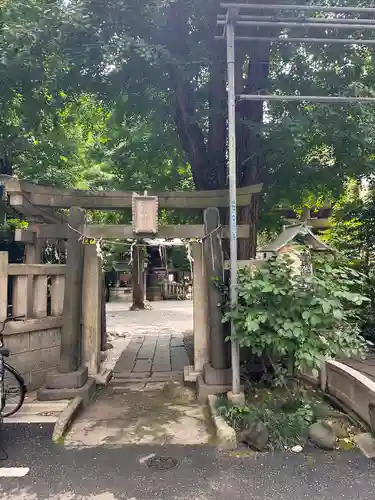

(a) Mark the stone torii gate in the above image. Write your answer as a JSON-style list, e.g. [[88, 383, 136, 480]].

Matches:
[[0, 176, 262, 402]]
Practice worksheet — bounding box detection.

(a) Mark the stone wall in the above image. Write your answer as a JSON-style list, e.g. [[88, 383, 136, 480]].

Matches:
[[5, 323, 61, 390]]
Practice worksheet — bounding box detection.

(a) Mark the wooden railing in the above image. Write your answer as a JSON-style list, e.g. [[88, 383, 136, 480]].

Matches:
[[0, 252, 66, 329], [162, 281, 187, 300]]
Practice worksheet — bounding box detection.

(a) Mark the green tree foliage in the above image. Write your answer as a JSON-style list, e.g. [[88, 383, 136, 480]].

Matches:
[[327, 181, 375, 264], [0, 0, 79, 175], [3, 0, 375, 256], [1, 0, 189, 194], [92, 96, 193, 194], [13, 94, 110, 188], [225, 255, 369, 374], [327, 181, 375, 339], [60, 0, 375, 254]]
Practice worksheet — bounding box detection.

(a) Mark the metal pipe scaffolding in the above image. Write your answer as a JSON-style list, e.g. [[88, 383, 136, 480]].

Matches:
[[217, 15, 375, 25], [220, 3, 375, 14], [217, 19, 375, 30], [226, 10, 241, 398], [218, 36, 375, 45], [238, 94, 375, 103]]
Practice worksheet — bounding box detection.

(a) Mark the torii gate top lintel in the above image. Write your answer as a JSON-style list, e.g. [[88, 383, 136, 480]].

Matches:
[[0, 175, 263, 243]]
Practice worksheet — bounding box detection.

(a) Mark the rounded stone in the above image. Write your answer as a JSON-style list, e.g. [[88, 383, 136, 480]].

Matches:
[[240, 421, 269, 451], [308, 422, 336, 450]]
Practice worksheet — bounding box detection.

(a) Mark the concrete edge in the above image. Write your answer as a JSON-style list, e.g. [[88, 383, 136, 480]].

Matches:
[[52, 396, 83, 443], [184, 365, 200, 383], [299, 359, 373, 427], [94, 368, 112, 386], [326, 359, 375, 395], [325, 359, 375, 429], [207, 394, 237, 451], [354, 432, 375, 459], [299, 357, 327, 391]]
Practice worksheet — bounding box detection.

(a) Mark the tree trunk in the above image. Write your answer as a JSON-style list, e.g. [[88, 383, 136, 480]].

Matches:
[[236, 41, 271, 258], [131, 245, 145, 310], [238, 193, 261, 259], [0, 154, 12, 176], [170, 12, 271, 257]]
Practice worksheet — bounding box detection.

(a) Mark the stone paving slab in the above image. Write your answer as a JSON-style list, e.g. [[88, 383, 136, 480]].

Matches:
[[171, 346, 190, 371], [112, 352, 137, 373], [133, 359, 152, 373], [64, 299, 207, 448], [112, 372, 151, 380], [112, 323, 190, 382], [137, 340, 157, 360], [153, 359, 172, 372], [170, 337, 185, 347], [107, 301, 192, 376]]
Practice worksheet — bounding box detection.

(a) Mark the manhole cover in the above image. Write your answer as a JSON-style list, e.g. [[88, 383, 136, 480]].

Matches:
[[146, 456, 179, 470]]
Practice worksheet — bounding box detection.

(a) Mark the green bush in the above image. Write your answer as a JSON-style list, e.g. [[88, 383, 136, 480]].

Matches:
[[225, 254, 369, 375], [216, 391, 316, 449]]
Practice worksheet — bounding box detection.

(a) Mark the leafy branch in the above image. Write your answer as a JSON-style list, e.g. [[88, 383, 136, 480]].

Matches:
[[225, 254, 369, 375]]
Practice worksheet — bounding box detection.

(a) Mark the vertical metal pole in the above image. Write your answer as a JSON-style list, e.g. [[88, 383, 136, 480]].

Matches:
[[226, 13, 240, 395]]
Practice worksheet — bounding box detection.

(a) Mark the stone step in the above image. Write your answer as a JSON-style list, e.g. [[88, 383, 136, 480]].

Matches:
[[2, 400, 69, 424], [112, 372, 151, 380], [4, 414, 59, 424], [16, 402, 69, 413], [110, 371, 184, 385]]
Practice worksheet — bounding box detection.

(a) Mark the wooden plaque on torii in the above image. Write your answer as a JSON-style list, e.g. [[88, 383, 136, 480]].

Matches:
[[132, 193, 158, 235]]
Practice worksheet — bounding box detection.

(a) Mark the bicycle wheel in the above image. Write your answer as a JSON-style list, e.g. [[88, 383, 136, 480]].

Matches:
[[1, 364, 26, 417]]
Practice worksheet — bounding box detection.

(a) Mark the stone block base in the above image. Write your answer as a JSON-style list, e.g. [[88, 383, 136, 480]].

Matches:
[[354, 433, 375, 458], [46, 366, 88, 389], [227, 390, 245, 406], [203, 363, 231, 385], [184, 365, 201, 383], [37, 377, 96, 405], [197, 374, 231, 404], [197, 375, 244, 404], [93, 368, 112, 386]]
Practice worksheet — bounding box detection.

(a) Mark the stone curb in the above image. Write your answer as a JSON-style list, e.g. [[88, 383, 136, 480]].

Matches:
[[52, 396, 83, 443], [207, 394, 237, 451], [94, 368, 112, 386]]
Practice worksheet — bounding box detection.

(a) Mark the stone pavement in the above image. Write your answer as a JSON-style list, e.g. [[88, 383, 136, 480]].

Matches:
[[64, 299, 209, 448], [112, 333, 189, 381], [64, 379, 212, 448], [106, 300, 192, 382]]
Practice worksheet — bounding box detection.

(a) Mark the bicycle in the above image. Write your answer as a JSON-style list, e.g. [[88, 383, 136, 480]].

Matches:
[[0, 316, 27, 418]]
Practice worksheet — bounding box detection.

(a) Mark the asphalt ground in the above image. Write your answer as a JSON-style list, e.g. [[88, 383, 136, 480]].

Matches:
[[0, 423, 375, 500]]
